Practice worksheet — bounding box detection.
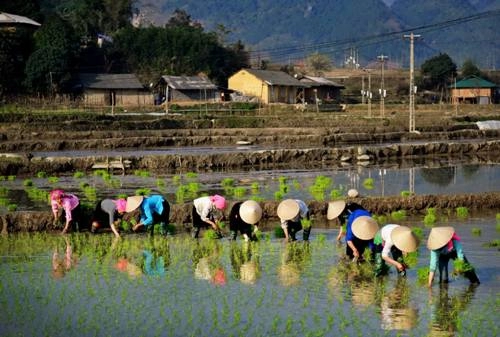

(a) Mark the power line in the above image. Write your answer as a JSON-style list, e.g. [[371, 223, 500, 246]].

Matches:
[[248, 9, 500, 62]]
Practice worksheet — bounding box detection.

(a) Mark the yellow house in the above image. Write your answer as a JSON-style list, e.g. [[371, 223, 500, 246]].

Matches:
[[228, 69, 305, 104]]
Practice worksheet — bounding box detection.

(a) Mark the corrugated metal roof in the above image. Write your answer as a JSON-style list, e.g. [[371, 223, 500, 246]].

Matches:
[[242, 69, 304, 86], [78, 73, 145, 89], [161, 75, 217, 90], [451, 76, 497, 89], [300, 75, 345, 88], [0, 12, 40, 26]]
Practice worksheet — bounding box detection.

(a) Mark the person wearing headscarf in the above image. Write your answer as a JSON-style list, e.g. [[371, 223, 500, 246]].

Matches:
[[327, 199, 367, 241], [192, 195, 227, 239], [90, 198, 127, 237], [328, 200, 378, 260], [229, 200, 262, 241], [277, 199, 311, 242], [427, 226, 480, 286], [126, 195, 170, 236], [50, 189, 83, 234], [373, 224, 419, 276]]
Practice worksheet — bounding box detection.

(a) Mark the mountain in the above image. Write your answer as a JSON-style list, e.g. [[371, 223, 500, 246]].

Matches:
[[137, 0, 500, 69]]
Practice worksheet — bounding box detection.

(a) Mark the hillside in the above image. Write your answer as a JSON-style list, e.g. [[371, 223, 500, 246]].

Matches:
[[137, 0, 500, 69]]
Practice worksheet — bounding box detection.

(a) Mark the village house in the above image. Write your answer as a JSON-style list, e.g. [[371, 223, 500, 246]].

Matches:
[[228, 69, 305, 104], [296, 75, 345, 104], [156, 75, 218, 104], [76, 73, 153, 107], [450, 75, 498, 104]]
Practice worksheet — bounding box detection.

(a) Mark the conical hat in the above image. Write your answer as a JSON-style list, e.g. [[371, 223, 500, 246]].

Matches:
[[351, 216, 379, 240], [239, 200, 262, 224], [347, 189, 359, 198], [125, 195, 144, 213], [327, 200, 346, 220], [277, 199, 300, 221], [427, 226, 454, 250], [391, 226, 419, 252]]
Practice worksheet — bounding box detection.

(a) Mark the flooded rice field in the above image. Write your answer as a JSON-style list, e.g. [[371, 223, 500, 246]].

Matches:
[[0, 215, 498, 337], [1, 160, 498, 212]]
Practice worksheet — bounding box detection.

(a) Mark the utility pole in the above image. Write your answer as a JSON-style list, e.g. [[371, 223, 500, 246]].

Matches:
[[377, 54, 388, 117], [403, 33, 421, 133], [362, 69, 372, 117]]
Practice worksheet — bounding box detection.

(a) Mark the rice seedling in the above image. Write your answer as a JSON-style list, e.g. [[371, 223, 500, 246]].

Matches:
[[329, 189, 342, 200], [36, 171, 47, 178], [135, 188, 151, 196], [423, 207, 437, 227], [400, 190, 411, 197], [482, 239, 499, 248], [308, 175, 332, 201], [362, 178, 375, 190], [274, 191, 285, 201], [47, 176, 59, 184], [7, 203, 17, 211], [234, 186, 246, 198], [172, 175, 181, 185], [185, 172, 198, 180], [390, 209, 406, 221], [156, 178, 166, 189], [416, 267, 428, 284], [274, 226, 285, 238], [73, 171, 85, 179], [452, 259, 475, 277], [133, 169, 150, 177], [23, 179, 33, 187], [456, 206, 469, 219], [412, 227, 424, 240], [250, 182, 260, 194], [221, 177, 235, 187], [471, 227, 481, 236], [496, 213, 500, 223], [7, 175, 15, 181]]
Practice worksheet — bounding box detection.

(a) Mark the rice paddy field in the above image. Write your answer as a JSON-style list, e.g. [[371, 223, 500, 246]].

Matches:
[[0, 213, 498, 337]]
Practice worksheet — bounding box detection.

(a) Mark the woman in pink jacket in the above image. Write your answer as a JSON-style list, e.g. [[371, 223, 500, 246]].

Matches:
[[50, 190, 83, 234]]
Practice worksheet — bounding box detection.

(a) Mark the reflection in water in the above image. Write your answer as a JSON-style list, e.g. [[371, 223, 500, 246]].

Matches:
[[380, 278, 418, 332], [420, 167, 455, 187], [429, 284, 478, 337], [192, 241, 226, 286], [277, 242, 311, 287], [229, 242, 260, 284], [51, 237, 76, 279], [112, 237, 170, 278]]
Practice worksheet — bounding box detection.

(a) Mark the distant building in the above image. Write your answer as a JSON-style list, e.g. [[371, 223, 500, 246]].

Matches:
[[157, 75, 218, 103], [296, 75, 345, 103], [76, 73, 153, 107], [228, 69, 305, 104], [450, 76, 498, 104]]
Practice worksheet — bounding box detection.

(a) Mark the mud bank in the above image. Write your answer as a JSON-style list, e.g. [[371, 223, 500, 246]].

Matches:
[[2, 192, 499, 233], [1, 138, 499, 176], [1, 127, 499, 153]]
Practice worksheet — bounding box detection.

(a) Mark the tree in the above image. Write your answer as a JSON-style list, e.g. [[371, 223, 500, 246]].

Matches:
[[419, 53, 457, 96], [461, 59, 482, 79], [24, 15, 79, 94], [304, 52, 332, 76]]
